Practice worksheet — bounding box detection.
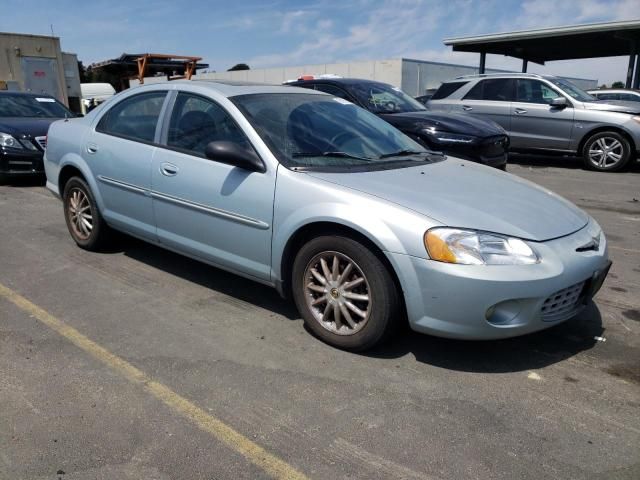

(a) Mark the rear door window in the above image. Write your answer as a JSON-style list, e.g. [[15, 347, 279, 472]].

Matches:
[[463, 79, 514, 101], [97, 91, 167, 143]]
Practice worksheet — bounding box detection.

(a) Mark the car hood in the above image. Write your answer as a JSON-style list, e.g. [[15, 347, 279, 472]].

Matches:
[[582, 101, 640, 115], [306, 159, 588, 242], [379, 111, 505, 137], [0, 117, 61, 137]]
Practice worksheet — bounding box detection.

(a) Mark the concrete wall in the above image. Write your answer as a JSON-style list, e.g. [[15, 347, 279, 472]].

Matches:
[[0, 32, 68, 104], [196, 59, 404, 88], [135, 56, 598, 97], [401, 59, 505, 96]]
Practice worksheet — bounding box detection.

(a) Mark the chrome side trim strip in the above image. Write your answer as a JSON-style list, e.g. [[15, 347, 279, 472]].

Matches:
[[97, 175, 147, 194], [150, 191, 270, 230]]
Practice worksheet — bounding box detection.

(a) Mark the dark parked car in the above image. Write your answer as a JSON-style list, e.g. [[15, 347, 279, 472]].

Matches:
[[287, 77, 509, 168], [0, 91, 74, 184]]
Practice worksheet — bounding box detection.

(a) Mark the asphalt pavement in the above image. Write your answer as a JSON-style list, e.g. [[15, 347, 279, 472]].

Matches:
[[0, 156, 639, 479]]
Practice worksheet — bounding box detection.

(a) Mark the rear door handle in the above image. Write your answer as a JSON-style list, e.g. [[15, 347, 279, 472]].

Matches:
[[86, 143, 98, 154], [462, 105, 473, 111], [160, 162, 179, 176], [515, 108, 528, 115]]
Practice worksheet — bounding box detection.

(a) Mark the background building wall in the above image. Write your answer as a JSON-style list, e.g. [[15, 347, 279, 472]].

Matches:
[[62, 52, 81, 112], [0, 32, 68, 104], [192, 58, 597, 96]]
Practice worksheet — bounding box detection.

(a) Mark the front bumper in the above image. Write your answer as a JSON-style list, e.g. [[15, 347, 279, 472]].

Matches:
[[387, 220, 610, 340], [0, 148, 45, 177]]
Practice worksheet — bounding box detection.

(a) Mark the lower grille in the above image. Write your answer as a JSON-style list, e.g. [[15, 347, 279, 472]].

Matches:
[[479, 135, 509, 158], [541, 281, 586, 321], [35, 136, 47, 150]]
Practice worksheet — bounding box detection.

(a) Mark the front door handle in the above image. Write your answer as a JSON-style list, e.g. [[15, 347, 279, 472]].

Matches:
[[160, 162, 179, 176], [515, 108, 528, 115], [462, 105, 473, 111], [86, 143, 98, 154]]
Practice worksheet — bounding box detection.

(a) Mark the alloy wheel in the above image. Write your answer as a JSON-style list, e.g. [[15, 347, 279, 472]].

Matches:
[[67, 188, 93, 240], [588, 137, 623, 169], [303, 251, 371, 335]]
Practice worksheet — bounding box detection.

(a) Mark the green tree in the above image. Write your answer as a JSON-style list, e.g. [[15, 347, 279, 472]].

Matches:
[[611, 81, 625, 88]]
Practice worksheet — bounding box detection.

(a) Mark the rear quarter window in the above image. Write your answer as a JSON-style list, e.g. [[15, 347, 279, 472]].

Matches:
[[431, 81, 468, 100]]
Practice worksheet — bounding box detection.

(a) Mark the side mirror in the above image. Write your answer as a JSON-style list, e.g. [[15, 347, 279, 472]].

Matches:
[[204, 141, 265, 172], [550, 97, 568, 108]]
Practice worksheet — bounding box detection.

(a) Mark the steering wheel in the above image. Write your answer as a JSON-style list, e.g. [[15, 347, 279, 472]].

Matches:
[[328, 131, 358, 149], [384, 101, 397, 111]]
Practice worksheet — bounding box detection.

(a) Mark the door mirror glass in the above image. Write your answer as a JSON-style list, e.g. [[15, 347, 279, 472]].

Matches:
[[204, 141, 265, 172], [550, 97, 568, 108]]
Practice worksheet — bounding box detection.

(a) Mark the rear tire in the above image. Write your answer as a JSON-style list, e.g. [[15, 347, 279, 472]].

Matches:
[[582, 131, 632, 172], [63, 176, 111, 251], [0, 174, 7, 186], [292, 235, 400, 351]]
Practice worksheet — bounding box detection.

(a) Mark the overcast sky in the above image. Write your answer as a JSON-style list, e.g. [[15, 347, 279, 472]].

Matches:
[[2, 0, 638, 85]]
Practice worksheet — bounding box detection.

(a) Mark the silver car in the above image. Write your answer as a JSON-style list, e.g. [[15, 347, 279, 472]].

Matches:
[[44, 81, 611, 351], [587, 88, 640, 103], [429, 73, 640, 171]]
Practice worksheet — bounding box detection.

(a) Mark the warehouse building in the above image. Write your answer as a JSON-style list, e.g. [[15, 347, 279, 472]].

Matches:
[[196, 58, 598, 97], [0, 31, 80, 109]]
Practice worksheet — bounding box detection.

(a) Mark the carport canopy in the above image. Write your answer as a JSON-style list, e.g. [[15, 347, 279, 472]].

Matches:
[[444, 20, 640, 88]]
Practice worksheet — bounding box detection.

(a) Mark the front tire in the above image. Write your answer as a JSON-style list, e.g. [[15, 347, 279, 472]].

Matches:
[[63, 176, 110, 251], [582, 131, 632, 172], [292, 235, 400, 351]]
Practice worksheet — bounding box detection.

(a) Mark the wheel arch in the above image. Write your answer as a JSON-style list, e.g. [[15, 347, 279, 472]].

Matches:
[[56, 156, 105, 211], [277, 221, 404, 306], [577, 125, 637, 157], [58, 164, 86, 195]]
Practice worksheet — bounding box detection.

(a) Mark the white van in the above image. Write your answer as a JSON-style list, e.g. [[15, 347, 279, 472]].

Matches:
[[80, 83, 115, 114]]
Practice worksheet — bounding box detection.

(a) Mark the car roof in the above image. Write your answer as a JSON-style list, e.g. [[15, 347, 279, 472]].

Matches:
[[162, 79, 327, 98], [587, 88, 640, 93], [0, 91, 56, 98], [288, 77, 389, 87], [451, 73, 558, 81]]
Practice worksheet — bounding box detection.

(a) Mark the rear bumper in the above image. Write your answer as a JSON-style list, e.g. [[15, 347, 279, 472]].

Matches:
[[0, 148, 45, 176], [387, 218, 610, 340]]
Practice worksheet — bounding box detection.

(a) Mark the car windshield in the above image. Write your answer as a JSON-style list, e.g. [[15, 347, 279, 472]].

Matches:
[[349, 83, 427, 114], [232, 93, 435, 170], [547, 78, 595, 102], [0, 94, 72, 118]]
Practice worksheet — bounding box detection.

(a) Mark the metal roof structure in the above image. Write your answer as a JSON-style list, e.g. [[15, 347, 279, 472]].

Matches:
[[444, 20, 640, 88], [89, 53, 209, 88]]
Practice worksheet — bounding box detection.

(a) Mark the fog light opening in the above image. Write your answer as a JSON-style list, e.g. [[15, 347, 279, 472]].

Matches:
[[486, 300, 524, 326]]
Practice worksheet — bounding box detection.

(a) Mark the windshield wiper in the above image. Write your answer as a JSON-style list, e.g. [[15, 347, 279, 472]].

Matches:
[[292, 151, 373, 161], [378, 149, 431, 159]]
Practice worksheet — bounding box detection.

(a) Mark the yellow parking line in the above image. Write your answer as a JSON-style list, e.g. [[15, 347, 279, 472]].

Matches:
[[0, 282, 308, 480]]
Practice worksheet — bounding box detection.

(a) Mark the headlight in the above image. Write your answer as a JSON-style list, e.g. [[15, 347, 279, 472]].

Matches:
[[632, 116, 640, 124], [0, 132, 24, 149], [424, 228, 539, 265], [425, 131, 475, 144]]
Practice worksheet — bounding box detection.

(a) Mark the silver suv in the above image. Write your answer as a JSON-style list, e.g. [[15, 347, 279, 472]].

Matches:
[[429, 73, 640, 171]]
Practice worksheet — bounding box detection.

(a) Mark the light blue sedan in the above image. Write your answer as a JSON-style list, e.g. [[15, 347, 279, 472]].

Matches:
[[44, 81, 611, 351]]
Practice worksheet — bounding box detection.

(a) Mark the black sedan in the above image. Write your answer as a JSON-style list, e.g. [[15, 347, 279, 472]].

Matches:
[[0, 92, 74, 184], [287, 77, 509, 169]]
